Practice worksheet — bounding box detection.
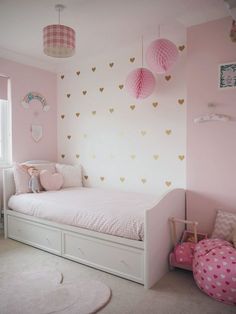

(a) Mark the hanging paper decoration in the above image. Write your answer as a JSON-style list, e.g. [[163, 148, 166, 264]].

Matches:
[[22, 92, 50, 112], [146, 38, 179, 74], [125, 67, 155, 99]]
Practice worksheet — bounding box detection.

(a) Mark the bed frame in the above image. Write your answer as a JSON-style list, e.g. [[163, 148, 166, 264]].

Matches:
[[3, 164, 185, 288]]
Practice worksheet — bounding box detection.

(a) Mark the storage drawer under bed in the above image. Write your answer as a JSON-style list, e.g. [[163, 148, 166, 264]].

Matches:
[[62, 231, 144, 283], [7, 214, 144, 284], [7, 215, 62, 255]]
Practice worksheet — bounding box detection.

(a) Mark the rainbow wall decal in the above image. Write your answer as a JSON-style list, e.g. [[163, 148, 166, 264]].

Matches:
[[22, 92, 50, 112]]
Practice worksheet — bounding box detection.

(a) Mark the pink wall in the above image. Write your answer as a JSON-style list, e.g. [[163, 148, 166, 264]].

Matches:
[[0, 58, 57, 162], [186, 17, 236, 234], [0, 58, 57, 208]]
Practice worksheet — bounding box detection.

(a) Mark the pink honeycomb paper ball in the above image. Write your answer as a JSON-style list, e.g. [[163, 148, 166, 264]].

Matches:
[[146, 38, 179, 74], [125, 67, 155, 99]]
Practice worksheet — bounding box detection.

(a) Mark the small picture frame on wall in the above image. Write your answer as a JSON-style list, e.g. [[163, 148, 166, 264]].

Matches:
[[219, 62, 236, 89]]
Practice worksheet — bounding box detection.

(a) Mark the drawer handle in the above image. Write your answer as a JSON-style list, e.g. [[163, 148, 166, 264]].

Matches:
[[77, 247, 85, 256], [120, 259, 128, 266], [46, 237, 51, 245]]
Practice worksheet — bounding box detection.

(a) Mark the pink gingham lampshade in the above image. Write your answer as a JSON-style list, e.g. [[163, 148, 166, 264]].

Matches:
[[43, 24, 75, 58], [125, 67, 155, 99], [146, 39, 179, 74]]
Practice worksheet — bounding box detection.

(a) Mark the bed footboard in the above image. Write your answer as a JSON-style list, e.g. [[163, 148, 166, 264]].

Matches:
[[144, 188, 185, 288]]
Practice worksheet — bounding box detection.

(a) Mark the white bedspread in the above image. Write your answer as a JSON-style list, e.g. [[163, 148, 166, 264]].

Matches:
[[8, 187, 159, 241]]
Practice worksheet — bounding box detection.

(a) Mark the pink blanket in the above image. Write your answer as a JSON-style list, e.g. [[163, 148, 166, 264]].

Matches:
[[8, 187, 158, 241]]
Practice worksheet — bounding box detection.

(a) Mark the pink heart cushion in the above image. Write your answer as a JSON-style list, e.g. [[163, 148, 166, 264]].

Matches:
[[40, 170, 63, 191]]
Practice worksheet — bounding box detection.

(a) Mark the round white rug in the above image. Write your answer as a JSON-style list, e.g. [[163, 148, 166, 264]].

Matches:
[[0, 269, 111, 314]]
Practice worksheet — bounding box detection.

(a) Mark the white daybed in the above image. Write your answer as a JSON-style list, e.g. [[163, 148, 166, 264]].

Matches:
[[3, 166, 185, 289]]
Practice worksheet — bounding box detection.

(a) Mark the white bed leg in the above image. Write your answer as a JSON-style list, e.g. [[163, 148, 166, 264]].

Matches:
[[3, 169, 14, 239], [144, 189, 185, 289], [3, 210, 7, 239]]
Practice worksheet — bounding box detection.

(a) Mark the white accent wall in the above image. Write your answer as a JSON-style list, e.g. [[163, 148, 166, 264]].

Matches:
[[57, 32, 186, 196]]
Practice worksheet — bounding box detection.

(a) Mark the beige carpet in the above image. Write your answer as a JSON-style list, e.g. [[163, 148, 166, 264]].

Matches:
[[0, 269, 111, 314], [0, 234, 235, 314]]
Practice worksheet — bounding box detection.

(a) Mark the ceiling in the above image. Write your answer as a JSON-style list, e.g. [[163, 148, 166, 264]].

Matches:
[[0, 0, 230, 72]]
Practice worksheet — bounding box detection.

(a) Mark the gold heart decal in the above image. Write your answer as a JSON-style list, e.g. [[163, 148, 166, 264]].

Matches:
[[76, 154, 80, 159], [141, 178, 147, 184], [67, 135, 71, 139], [153, 154, 159, 160], [82, 90, 87, 95], [152, 102, 158, 108], [76, 71, 80, 76], [76, 112, 80, 118], [130, 57, 135, 63], [67, 93, 71, 98], [120, 177, 125, 182], [130, 154, 136, 159], [99, 87, 104, 92], [179, 45, 185, 51], [178, 155, 185, 161], [165, 181, 172, 187], [92, 67, 96, 72], [61, 154, 65, 158], [109, 62, 114, 67], [130, 105, 135, 110], [61, 114, 65, 119], [165, 129, 172, 135], [141, 130, 146, 136], [119, 84, 124, 90], [61, 75, 64, 79], [84, 175, 88, 180], [92, 111, 96, 115], [109, 108, 114, 113], [178, 99, 184, 105], [165, 75, 171, 81], [100, 177, 105, 181]]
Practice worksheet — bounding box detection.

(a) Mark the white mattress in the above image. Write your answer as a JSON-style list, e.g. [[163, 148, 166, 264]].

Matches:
[[8, 187, 159, 241]]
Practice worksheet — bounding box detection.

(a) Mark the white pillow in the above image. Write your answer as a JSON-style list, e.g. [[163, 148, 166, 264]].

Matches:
[[211, 209, 236, 240], [56, 163, 82, 188]]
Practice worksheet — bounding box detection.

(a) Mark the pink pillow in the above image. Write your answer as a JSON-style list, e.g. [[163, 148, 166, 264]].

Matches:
[[40, 170, 63, 191], [13, 162, 56, 194], [13, 163, 31, 194]]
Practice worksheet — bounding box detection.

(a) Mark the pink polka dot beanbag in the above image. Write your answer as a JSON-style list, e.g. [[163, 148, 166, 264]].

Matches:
[[193, 238, 236, 305]]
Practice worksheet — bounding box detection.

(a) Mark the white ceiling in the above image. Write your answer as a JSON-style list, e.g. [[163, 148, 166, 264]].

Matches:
[[0, 0, 230, 72]]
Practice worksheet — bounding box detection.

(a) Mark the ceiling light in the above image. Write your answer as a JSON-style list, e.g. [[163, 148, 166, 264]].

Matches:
[[43, 4, 75, 58]]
